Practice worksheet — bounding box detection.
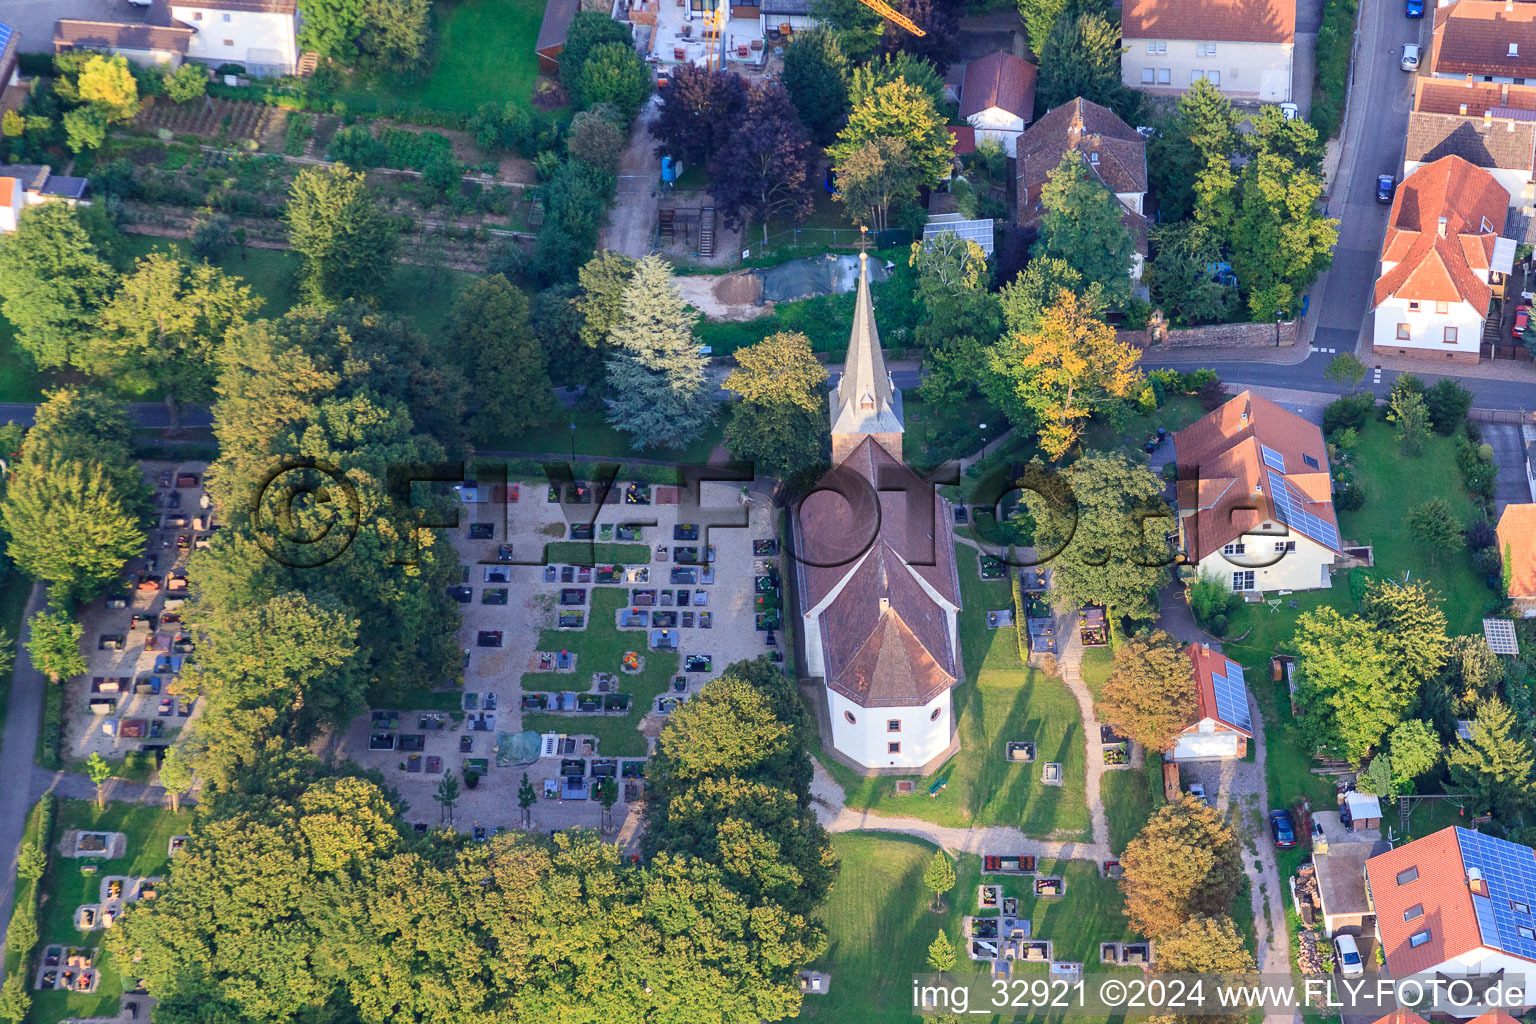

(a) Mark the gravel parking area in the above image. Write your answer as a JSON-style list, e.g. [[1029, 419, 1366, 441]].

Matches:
[[331, 477, 781, 835], [66, 461, 209, 765]]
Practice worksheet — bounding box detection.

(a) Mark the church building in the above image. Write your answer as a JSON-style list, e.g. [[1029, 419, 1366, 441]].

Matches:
[[793, 253, 964, 774]]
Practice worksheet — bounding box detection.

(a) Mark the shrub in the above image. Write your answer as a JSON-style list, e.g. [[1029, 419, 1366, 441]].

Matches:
[[1323, 393, 1374, 434]]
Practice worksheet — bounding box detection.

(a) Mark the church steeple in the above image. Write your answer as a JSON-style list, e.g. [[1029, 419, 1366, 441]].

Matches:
[[830, 252, 904, 464]]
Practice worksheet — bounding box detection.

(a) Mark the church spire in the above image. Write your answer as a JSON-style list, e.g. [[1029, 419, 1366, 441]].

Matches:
[[830, 252, 904, 464]]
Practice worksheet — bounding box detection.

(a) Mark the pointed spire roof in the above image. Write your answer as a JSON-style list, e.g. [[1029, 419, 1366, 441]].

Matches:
[[830, 252, 904, 440]]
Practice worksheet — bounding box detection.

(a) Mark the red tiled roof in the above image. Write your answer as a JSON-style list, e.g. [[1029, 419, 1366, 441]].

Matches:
[[1366, 829, 1485, 975], [1415, 77, 1536, 117], [1373, 155, 1508, 310], [1497, 504, 1536, 598], [1122, 0, 1296, 45], [1185, 644, 1251, 736], [1172, 390, 1338, 561], [1432, 0, 1536, 78], [959, 51, 1038, 121]]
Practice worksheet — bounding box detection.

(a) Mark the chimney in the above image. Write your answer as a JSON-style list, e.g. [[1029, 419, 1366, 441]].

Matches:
[[1439, 215, 1448, 237]]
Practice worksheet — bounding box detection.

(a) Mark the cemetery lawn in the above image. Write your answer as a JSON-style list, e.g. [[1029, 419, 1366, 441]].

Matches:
[[519, 588, 677, 757], [802, 835, 1138, 1023], [814, 546, 1090, 837], [28, 799, 189, 1024]]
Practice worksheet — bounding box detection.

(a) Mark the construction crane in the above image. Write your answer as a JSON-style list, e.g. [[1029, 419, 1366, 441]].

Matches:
[[855, 0, 926, 36]]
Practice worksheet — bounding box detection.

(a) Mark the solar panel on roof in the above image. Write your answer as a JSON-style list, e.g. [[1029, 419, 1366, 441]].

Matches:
[[1266, 470, 1340, 550], [1209, 658, 1252, 733], [1260, 445, 1286, 472], [1457, 828, 1536, 960], [1485, 618, 1520, 656]]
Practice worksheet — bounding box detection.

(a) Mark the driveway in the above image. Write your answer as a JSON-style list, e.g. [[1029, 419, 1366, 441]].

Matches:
[[1482, 422, 1532, 514]]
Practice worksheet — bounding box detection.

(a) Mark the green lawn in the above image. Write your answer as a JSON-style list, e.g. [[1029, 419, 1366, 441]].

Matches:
[[816, 547, 1090, 836], [338, 0, 546, 114], [802, 835, 1139, 1023], [519, 588, 678, 756], [26, 799, 190, 1024]]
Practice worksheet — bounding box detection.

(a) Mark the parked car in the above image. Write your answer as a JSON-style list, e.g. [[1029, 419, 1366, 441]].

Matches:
[[1270, 809, 1297, 848], [1513, 305, 1530, 339], [1406, 0, 1424, 16], [1376, 174, 1396, 203], [1401, 43, 1421, 70], [1334, 934, 1364, 976]]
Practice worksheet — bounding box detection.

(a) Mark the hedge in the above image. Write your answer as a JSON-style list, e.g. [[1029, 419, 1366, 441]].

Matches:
[[1312, 0, 1359, 140]]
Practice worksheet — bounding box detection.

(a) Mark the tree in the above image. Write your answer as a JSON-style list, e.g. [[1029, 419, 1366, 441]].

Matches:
[[829, 79, 952, 193], [446, 274, 555, 443], [782, 29, 851, 145], [1387, 387, 1430, 456], [0, 973, 30, 1024], [164, 63, 207, 103], [986, 291, 1143, 460], [1036, 13, 1139, 122], [709, 82, 816, 241], [572, 42, 652, 120], [560, 12, 637, 98], [831, 136, 923, 232], [4, 455, 148, 605], [92, 254, 261, 426], [1152, 916, 1255, 1024], [1100, 630, 1197, 752], [157, 746, 193, 814], [603, 255, 715, 449], [1147, 223, 1237, 327], [1425, 377, 1474, 435], [75, 55, 139, 121], [434, 770, 460, 825], [927, 930, 957, 972], [576, 251, 638, 349], [923, 849, 956, 911], [1323, 352, 1367, 392], [1121, 796, 1241, 937], [1448, 698, 1536, 817], [25, 609, 85, 683], [0, 203, 117, 369], [1033, 152, 1136, 305], [284, 165, 398, 305], [1406, 498, 1464, 566], [650, 65, 748, 169], [723, 331, 829, 481], [1020, 453, 1170, 619], [566, 106, 626, 172], [1388, 719, 1440, 790], [518, 772, 537, 827], [87, 752, 111, 809]]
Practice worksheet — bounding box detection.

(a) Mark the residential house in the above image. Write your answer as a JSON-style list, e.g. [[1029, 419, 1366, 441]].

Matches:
[[1496, 503, 1536, 615], [55, 0, 298, 76], [1169, 644, 1252, 761], [1411, 79, 1536, 209], [795, 254, 962, 775], [1, 21, 18, 89], [1431, 0, 1536, 86], [1312, 839, 1391, 938], [0, 165, 91, 233], [1365, 828, 1536, 1016], [956, 52, 1037, 158], [1121, 0, 1295, 102], [168, 1, 299, 77], [1372, 155, 1510, 364], [1016, 97, 1149, 279], [1172, 390, 1341, 593], [536, 0, 580, 76]]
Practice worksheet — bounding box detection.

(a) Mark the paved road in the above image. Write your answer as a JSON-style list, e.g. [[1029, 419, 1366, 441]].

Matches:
[[0, 582, 48, 965]]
